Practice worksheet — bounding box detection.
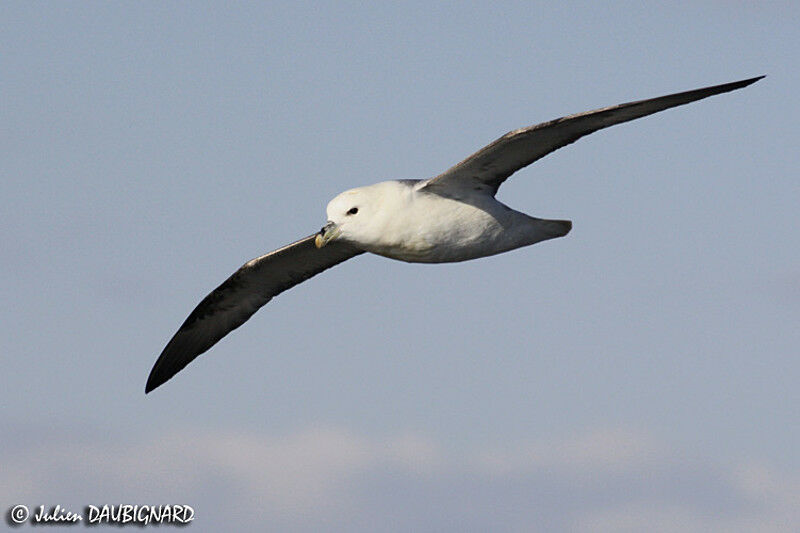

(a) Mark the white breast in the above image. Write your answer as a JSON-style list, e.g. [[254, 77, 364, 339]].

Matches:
[[364, 186, 536, 263]]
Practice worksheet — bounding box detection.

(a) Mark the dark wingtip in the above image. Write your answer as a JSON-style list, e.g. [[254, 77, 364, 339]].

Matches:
[[144, 369, 162, 394], [707, 75, 765, 95], [145, 355, 174, 394], [695, 76, 765, 98], [740, 75, 766, 86], [724, 76, 765, 92]]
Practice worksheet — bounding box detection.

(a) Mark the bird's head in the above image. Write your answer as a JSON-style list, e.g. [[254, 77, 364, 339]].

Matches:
[[316, 185, 382, 248]]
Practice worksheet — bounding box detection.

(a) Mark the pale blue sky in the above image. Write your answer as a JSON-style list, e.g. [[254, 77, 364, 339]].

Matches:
[[2, 2, 798, 531]]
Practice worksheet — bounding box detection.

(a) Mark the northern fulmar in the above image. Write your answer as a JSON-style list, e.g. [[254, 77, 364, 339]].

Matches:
[[146, 76, 762, 393]]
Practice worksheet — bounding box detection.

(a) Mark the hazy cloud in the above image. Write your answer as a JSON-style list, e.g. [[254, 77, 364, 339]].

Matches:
[[2, 424, 797, 532]]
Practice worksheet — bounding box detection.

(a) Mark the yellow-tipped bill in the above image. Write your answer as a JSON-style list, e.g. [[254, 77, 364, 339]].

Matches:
[[315, 221, 340, 248]]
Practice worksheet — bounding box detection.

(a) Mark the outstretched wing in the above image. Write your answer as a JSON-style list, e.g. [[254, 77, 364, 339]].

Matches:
[[146, 235, 363, 393], [422, 76, 763, 196]]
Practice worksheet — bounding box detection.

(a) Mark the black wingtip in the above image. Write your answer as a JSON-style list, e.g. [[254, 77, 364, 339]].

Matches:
[[740, 75, 766, 86], [144, 372, 160, 394], [706, 75, 765, 95], [699, 75, 765, 96], [728, 76, 765, 96], [144, 359, 171, 394]]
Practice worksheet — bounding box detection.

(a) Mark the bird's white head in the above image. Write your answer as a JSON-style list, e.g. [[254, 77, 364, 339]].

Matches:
[[315, 183, 393, 249]]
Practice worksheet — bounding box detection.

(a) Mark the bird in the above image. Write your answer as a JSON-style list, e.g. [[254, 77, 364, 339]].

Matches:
[[146, 76, 763, 393]]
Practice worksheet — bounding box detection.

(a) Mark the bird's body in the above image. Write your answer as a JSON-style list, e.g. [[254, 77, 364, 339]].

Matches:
[[146, 76, 763, 393], [327, 180, 570, 263]]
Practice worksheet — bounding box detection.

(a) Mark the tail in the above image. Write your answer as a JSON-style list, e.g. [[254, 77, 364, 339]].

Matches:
[[527, 217, 572, 245], [548, 218, 572, 237]]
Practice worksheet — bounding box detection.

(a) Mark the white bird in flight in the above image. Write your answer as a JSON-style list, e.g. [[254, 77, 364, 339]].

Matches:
[[146, 76, 762, 393]]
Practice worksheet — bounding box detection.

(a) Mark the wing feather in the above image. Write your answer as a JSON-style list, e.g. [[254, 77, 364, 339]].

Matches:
[[422, 76, 763, 195], [145, 235, 363, 393]]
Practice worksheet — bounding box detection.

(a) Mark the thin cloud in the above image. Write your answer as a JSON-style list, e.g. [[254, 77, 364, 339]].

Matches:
[[2, 424, 797, 532]]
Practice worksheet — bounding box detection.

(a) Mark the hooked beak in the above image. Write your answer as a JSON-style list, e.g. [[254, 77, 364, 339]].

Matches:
[[315, 221, 340, 248]]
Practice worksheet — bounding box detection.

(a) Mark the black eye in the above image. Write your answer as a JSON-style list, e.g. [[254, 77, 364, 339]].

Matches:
[[346, 207, 358, 215]]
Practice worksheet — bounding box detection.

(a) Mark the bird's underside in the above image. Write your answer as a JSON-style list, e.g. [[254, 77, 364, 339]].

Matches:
[[146, 76, 762, 393]]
